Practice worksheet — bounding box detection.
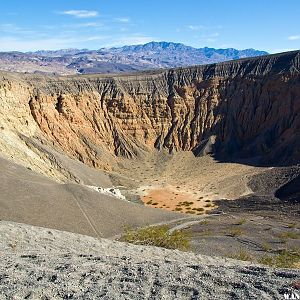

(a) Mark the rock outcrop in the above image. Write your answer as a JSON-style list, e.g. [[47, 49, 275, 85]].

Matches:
[[1, 50, 300, 171]]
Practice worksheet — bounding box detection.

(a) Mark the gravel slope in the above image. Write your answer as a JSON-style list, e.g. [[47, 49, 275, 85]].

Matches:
[[0, 221, 299, 299], [0, 157, 182, 238]]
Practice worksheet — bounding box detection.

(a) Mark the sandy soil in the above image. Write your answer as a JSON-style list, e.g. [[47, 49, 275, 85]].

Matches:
[[140, 184, 217, 214], [113, 151, 266, 214]]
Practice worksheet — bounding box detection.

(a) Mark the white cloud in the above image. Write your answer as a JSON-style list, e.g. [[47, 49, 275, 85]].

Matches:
[[188, 25, 199, 30], [0, 33, 155, 51], [84, 36, 106, 41], [104, 35, 155, 47], [0, 35, 108, 51], [205, 38, 217, 43], [187, 25, 222, 32], [0, 23, 37, 35], [61, 10, 99, 18], [75, 22, 101, 27], [114, 17, 130, 23], [188, 25, 203, 31], [288, 35, 300, 41], [210, 32, 219, 37], [219, 43, 236, 48], [64, 22, 103, 28], [268, 48, 298, 54]]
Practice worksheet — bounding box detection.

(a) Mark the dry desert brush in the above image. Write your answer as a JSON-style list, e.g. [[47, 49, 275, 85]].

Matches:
[[120, 225, 190, 251]]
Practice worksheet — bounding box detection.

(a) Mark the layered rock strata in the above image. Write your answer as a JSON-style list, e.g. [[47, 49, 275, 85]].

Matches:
[[1, 51, 300, 171]]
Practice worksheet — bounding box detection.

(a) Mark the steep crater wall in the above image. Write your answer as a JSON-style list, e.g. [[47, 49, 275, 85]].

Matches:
[[1, 51, 300, 169]]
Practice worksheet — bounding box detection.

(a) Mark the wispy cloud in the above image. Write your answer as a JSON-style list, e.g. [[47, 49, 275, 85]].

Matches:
[[188, 25, 205, 31], [0, 23, 37, 35], [114, 17, 130, 23], [186, 25, 222, 33], [210, 32, 219, 37], [64, 22, 103, 29], [60, 10, 99, 18], [269, 48, 298, 54], [288, 35, 300, 41], [0, 32, 155, 51], [104, 35, 155, 47], [0, 35, 108, 51]]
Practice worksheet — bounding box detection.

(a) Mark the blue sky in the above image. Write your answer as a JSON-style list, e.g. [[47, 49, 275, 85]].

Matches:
[[1, 0, 300, 53]]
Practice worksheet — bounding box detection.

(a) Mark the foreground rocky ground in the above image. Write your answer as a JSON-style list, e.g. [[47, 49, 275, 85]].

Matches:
[[0, 221, 299, 299]]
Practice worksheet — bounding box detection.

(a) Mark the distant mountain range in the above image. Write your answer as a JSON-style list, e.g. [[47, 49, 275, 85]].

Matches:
[[0, 41, 268, 75]]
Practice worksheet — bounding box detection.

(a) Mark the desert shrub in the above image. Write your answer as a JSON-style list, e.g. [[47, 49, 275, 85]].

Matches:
[[200, 220, 209, 225], [235, 218, 246, 225], [261, 242, 272, 252], [275, 249, 300, 268], [277, 232, 300, 240], [258, 255, 274, 267], [226, 228, 243, 237], [229, 249, 253, 262], [258, 249, 300, 268], [181, 201, 194, 207], [120, 225, 190, 251], [192, 207, 205, 212], [228, 247, 300, 268]]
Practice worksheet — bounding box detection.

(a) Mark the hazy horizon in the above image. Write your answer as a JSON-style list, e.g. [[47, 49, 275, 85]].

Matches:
[[0, 40, 271, 54]]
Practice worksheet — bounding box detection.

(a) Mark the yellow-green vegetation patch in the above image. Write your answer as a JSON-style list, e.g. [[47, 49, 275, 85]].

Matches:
[[229, 249, 253, 262], [200, 220, 209, 225], [226, 228, 243, 237], [258, 249, 300, 269], [119, 225, 190, 251], [261, 242, 272, 252], [287, 223, 297, 228], [277, 232, 300, 240], [235, 218, 246, 225], [227, 247, 300, 269]]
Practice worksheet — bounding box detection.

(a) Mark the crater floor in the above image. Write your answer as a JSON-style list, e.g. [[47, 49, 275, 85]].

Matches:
[[112, 152, 266, 215]]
